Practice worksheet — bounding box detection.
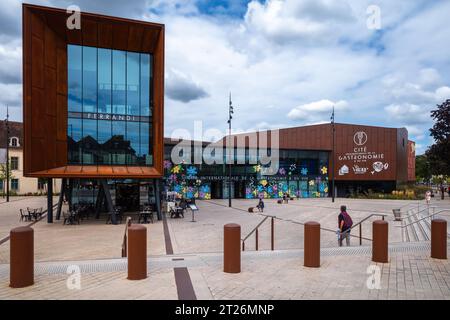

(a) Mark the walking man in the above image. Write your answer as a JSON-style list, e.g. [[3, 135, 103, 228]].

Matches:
[[338, 205, 353, 247]]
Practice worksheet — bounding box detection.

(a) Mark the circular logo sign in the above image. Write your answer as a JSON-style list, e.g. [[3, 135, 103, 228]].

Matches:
[[353, 131, 368, 146]]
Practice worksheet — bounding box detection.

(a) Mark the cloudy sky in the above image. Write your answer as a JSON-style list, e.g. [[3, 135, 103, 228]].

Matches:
[[1, 0, 450, 154]]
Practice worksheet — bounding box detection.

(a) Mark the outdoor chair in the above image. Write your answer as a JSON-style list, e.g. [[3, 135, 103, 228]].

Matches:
[[19, 209, 30, 222]]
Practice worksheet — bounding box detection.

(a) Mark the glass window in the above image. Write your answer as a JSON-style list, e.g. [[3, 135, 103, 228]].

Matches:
[[11, 179, 19, 191], [98, 48, 112, 114], [140, 54, 150, 117], [67, 45, 153, 167], [10, 157, 19, 170], [112, 50, 126, 115], [82, 46, 97, 114], [0, 180, 3, 190], [68, 45, 82, 112], [127, 52, 140, 116]]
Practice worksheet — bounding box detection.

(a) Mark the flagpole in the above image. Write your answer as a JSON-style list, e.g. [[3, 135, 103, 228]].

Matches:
[[5, 105, 10, 202], [331, 106, 335, 203]]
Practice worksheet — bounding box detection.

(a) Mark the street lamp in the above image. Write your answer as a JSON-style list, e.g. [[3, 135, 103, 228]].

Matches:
[[330, 106, 335, 203], [227, 93, 234, 207]]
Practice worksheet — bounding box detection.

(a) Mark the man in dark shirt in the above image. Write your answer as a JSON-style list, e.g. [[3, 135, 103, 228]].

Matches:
[[338, 205, 352, 246]]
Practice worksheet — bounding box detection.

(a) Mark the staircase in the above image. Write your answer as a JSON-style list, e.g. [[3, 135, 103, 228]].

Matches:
[[402, 207, 450, 242]]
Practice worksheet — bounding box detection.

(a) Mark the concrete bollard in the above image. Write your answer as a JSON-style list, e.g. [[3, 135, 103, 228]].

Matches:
[[127, 225, 147, 280], [372, 220, 388, 263], [431, 219, 447, 259], [304, 221, 320, 267], [224, 223, 241, 273], [10, 226, 34, 288]]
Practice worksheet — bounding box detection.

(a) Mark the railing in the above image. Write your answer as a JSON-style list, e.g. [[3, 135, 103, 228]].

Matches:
[[402, 209, 450, 228], [121, 217, 132, 257], [241, 215, 275, 251], [349, 213, 387, 245]]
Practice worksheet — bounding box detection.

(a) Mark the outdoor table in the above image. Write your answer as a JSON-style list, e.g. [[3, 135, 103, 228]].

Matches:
[[138, 211, 153, 224], [170, 207, 184, 219], [27, 208, 42, 221]]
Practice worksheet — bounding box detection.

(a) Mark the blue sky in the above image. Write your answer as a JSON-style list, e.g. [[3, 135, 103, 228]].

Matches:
[[1, 0, 450, 155]]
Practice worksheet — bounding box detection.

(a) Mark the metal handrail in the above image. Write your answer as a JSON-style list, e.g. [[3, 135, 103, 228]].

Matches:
[[241, 214, 275, 251], [350, 213, 387, 230], [401, 206, 437, 221], [349, 213, 387, 246], [402, 209, 450, 228], [242, 215, 269, 242]]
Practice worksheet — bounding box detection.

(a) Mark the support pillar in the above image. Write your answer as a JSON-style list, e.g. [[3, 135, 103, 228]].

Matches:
[[372, 220, 388, 263], [47, 178, 53, 223], [127, 225, 147, 280], [223, 223, 241, 273], [56, 178, 67, 220], [431, 219, 447, 259], [100, 179, 116, 224], [10, 226, 34, 288], [154, 179, 162, 220], [304, 221, 320, 267]]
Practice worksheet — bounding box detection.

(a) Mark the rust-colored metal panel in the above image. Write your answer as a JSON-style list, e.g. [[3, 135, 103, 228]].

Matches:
[[56, 47, 67, 95], [127, 25, 144, 52], [82, 18, 98, 47], [407, 141, 415, 182], [31, 35, 44, 89], [44, 25, 56, 68], [97, 21, 113, 48], [56, 94, 67, 141], [112, 23, 129, 51], [23, 3, 165, 178], [55, 140, 67, 167], [44, 67, 57, 116]]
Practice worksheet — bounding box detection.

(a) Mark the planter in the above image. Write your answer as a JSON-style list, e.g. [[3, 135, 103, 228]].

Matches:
[[392, 209, 401, 221]]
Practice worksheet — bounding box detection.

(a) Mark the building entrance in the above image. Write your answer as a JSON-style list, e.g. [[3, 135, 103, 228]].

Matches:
[[116, 183, 140, 211]]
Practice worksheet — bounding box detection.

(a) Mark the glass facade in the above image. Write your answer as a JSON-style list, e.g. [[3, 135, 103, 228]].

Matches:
[[163, 146, 330, 199], [67, 45, 153, 166]]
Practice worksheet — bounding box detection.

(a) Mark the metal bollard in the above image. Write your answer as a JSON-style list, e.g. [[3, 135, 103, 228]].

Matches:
[[127, 225, 147, 280], [224, 223, 241, 273], [304, 221, 320, 267], [372, 220, 388, 263], [10, 226, 34, 288], [431, 219, 447, 259]]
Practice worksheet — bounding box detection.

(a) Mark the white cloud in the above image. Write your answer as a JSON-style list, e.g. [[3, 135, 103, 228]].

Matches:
[[288, 99, 348, 121], [384, 103, 431, 125]]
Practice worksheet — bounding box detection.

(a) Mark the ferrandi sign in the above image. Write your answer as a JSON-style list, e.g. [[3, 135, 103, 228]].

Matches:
[[337, 131, 389, 176]]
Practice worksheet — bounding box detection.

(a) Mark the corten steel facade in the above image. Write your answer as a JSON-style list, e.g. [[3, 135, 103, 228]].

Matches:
[[22, 4, 164, 179], [163, 123, 416, 200]]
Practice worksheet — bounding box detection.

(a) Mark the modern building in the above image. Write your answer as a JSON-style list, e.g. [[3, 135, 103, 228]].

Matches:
[[22, 4, 164, 222], [0, 121, 61, 195], [163, 123, 416, 199]]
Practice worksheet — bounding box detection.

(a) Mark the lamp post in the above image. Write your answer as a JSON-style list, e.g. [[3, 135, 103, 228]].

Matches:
[[4, 105, 10, 202], [227, 93, 234, 207], [330, 106, 335, 203]]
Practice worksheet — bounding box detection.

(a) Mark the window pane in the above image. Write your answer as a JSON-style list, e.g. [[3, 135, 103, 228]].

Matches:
[[83, 46, 97, 113], [112, 50, 126, 115], [82, 119, 97, 165], [127, 52, 140, 116], [68, 117, 82, 164], [98, 120, 112, 165], [98, 48, 111, 114], [127, 121, 140, 165], [140, 54, 150, 116], [68, 45, 82, 112]]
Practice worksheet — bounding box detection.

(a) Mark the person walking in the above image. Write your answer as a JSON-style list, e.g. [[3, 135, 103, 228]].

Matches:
[[440, 185, 445, 200], [338, 205, 353, 247], [257, 198, 265, 212]]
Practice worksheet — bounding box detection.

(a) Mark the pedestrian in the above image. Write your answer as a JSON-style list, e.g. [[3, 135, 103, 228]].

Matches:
[[425, 190, 431, 204], [448, 186, 450, 198], [338, 205, 353, 247], [440, 185, 445, 200], [257, 198, 265, 212], [282, 193, 286, 204]]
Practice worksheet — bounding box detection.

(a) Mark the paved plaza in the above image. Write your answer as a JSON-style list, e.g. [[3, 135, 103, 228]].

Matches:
[[0, 196, 449, 299]]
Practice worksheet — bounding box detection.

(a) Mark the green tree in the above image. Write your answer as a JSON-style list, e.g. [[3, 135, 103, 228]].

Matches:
[[426, 99, 450, 176], [415, 154, 431, 182], [0, 162, 15, 195]]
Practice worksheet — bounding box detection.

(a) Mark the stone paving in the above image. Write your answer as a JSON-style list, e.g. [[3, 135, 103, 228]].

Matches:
[[0, 196, 449, 299]]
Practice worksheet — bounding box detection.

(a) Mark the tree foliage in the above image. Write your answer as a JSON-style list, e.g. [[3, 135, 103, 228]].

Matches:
[[425, 99, 450, 176]]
